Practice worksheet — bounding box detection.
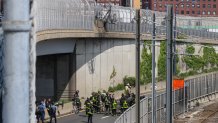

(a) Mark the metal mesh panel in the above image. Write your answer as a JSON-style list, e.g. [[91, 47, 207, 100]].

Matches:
[[34, 0, 95, 32]]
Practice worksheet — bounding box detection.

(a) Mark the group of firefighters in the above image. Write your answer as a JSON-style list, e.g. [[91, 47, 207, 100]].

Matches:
[[72, 87, 135, 123]]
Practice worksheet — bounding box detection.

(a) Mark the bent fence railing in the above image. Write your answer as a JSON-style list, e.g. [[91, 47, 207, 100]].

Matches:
[[33, 1, 218, 40], [115, 72, 218, 123]]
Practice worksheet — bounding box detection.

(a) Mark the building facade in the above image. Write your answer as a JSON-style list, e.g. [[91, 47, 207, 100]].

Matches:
[[148, 0, 218, 16]]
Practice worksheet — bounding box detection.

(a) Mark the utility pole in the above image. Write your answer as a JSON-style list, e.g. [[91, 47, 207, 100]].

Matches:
[[135, 9, 140, 123], [152, 13, 156, 123], [166, 5, 173, 123], [2, 0, 30, 123]]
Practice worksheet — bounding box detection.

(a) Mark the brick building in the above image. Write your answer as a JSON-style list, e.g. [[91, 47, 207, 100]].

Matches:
[[147, 0, 218, 16]]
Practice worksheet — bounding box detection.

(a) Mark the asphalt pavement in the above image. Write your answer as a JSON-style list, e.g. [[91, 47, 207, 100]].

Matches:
[[58, 111, 119, 123]]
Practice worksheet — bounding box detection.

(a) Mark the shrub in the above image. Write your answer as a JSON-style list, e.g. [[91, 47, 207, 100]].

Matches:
[[115, 83, 125, 90], [123, 76, 136, 87], [108, 86, 115, 92]]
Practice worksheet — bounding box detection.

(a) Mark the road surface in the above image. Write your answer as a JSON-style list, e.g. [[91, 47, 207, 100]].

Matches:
[[58, 111, 119, 123]]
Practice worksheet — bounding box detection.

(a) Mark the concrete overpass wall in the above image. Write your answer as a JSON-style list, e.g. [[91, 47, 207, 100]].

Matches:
[[76, 39, 136, 98], [36, 37, 218, 100]]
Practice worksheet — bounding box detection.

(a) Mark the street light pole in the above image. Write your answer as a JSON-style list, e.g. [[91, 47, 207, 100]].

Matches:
[[166, 5, 173, 123]]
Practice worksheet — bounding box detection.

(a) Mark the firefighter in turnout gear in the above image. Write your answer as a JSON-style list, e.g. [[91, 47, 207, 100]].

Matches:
[[87, 103, 94, 123], [104, 95, 110, 115], [122, 100, 128, 112], [85, 98, 91, 115], [112, 98, 117, 116]]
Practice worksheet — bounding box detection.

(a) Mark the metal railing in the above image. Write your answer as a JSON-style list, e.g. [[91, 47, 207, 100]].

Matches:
[[115, 72, 218, 123], [34, 0, 95, 32], [33, 1, 218, 40]]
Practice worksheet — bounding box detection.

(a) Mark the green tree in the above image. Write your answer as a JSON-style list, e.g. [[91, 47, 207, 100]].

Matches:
[[203, 46, 216, 67], [140, 41, 152, 84], [158, 41, 167, 80], [183, 45, 204, 71]]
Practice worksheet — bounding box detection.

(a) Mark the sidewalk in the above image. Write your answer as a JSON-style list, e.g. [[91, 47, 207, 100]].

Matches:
[[45, 81, 166, 119]]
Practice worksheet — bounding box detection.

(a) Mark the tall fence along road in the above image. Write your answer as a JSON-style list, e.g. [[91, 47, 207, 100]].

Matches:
[[115, 72, 218, 123]]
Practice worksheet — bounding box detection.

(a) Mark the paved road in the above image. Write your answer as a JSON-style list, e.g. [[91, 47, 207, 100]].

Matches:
[[58, 90, 165, 123], [58, 111, 119, 123]]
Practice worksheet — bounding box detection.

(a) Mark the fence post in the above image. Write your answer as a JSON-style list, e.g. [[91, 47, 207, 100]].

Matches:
[[135, 9, 140, 123], [166, 5, 173, 123]]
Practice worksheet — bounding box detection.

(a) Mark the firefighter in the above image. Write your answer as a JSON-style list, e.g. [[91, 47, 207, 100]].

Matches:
[[122, 99, 128, 112], [84, 98, 91, 115], [104, 96, 110, 115], [112, 98, 117, 116], [87, 103, 94, 123]]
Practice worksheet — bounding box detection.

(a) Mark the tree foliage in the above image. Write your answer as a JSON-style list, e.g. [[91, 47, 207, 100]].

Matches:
[[158, 41, 167, 80], [140, 41, 152, 84]]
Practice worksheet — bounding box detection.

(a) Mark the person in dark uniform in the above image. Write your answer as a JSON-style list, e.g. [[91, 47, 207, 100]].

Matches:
[[84, 98, 91, 115], [87, 103, 94, 123], [104, 95, 110, 115], [49, 102, 57, 123], [112, 98, 117, 116]]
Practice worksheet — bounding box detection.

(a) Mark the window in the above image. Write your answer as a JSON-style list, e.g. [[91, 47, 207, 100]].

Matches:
[[181, 0, 184, 1], [208, 11, 211, 15], [159, 4, 162, 7], [181, 10, 184, 14], [181, 4, 184, 8], [192, 11, 195, 14], [202, 11, 206, 15], [197, 11, 200, 14], [176, 10, 179, 14], [154, 4, 157, 8], [203, 4, 206, 8], [213, 4, 216, 8], [186, 11, 190, 14], [208, 0, 211, 1], [187, 0, 189, 1], [187, 4, 190, 8], [208, 4, 211, 8], [213, 11, 216, 15], [197, 4, 200, 8], [192, 4, 195, 8], [214, 0, 216, 1]]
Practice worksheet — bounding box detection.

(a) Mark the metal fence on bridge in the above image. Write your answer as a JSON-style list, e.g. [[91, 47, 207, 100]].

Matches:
[[33, 1, 218, 40], [34, 0, 95, 32], [102, 5, 218, 40], [114, 72, 218, 123]]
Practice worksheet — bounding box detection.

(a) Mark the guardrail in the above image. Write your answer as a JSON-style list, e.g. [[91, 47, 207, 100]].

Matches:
[[115, 72, 218, 123]]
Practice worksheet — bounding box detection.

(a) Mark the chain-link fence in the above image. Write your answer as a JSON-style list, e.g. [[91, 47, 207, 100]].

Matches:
[[115, 72, 218, 123], [34, 0, 95, 32], [33, 1, 218, 40], [97, 5, 218, 40]]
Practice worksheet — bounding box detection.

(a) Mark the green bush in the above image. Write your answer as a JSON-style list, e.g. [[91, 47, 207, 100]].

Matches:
[[115, 83, 125, 90], [123, 76, 136, 87], [108, 86, 115, 92]]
